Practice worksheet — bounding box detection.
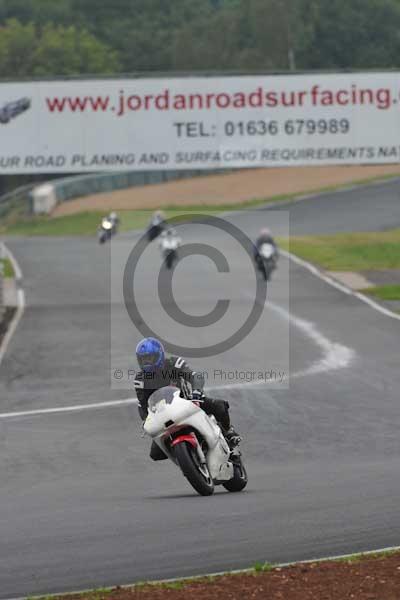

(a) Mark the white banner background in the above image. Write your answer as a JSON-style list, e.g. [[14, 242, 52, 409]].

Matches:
[[1, 72, 400, 173]]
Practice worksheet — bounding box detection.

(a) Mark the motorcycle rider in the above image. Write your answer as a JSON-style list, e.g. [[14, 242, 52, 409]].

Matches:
[[109, 211, 120, 231], [159, 227, 181, 249], [151, 210, 165, 227], [254, 227, 278, 272], [99, 211, 119, 235], [147, 210, 166, 241], [134, 337, 241, 461]]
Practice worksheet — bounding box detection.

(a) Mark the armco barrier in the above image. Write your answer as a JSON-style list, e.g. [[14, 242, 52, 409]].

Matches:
[[2, 168, 229, 216], [0, 184, 35, 218]]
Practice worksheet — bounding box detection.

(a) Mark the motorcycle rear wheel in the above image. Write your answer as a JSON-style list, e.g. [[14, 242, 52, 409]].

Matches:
[[174, 442, 214, 496]]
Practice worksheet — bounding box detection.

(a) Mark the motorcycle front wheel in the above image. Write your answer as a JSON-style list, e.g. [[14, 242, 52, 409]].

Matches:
[[223, 458, 248, 493], [174, 442, 214, 496], [165, 252, 175, 269]]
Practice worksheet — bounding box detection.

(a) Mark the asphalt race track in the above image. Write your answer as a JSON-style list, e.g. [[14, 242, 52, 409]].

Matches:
[[1, 179, 400, 598]]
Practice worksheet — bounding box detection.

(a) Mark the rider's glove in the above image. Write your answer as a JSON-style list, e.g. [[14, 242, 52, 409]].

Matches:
[[180, 378, 193, 400], [192, 389, 204, 401]]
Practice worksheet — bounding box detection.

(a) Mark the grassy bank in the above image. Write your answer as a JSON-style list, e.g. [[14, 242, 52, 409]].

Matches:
[[362, 284, 400, 301], [25, 549, 400, 600], [1, 211, 144, 237], [279, 229, 400, 271], [0, 207, 226, 237], [0, 257, 14, 278]]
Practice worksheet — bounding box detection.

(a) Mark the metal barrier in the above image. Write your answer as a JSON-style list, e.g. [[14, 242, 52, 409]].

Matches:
[[0, 183, 35, 218], [1, 169, 229, 216]]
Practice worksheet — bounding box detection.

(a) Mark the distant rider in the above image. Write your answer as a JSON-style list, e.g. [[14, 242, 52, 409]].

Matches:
[[147, 210, 166, 241], [134, 337, 241, 461], [254, 227, 278, 272], [108, 211, 120, 231], [151, 210, 165, 228], [158, 227, 181, 250]]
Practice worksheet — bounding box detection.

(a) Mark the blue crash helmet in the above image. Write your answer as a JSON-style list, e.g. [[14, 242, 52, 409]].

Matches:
[[136, 337, 165, 372]]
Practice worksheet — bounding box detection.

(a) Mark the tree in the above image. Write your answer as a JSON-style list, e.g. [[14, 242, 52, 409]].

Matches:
[[1, 0, 400, 78], [297, 0, 400, 69], [0, 0, 73, 26], [0, 19, 36, 77], [0, 19, 120, 78], [32, 24, 120, 76]]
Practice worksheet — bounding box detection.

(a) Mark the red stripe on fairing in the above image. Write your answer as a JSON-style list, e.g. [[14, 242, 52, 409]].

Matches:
[[171, 433, 198, 448]]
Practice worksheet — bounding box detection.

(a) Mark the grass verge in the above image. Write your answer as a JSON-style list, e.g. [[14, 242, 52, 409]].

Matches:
[[0, 257, 14, 278], [0, 208, 224, 237], [24, 549, 400, 600], [361, 284, 400, 301], [279, 229, 400, 271]]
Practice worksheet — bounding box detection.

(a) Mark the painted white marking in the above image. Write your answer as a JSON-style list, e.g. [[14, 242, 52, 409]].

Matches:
[[280, 249, 400, 322], [354, 291, 400, 320], [210, 298, 355, 392], [281, 249, 352, 295], [0, 398, 138, 420], [0, 294, 354, 419], [0, 243, 26, 367], [269, 300, 355, 377]]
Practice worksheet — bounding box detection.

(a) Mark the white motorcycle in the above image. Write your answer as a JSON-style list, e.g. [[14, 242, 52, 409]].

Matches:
[[159, 231, 180, 269], [98, 217, 116, 244], [257, 242, 278, 281], [143, 386, 248, 496]]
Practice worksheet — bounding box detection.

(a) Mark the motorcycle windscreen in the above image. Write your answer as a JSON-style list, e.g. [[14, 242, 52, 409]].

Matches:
[[162, 239, 179, 250], [259, 243, 274, 259], [148, 386, 180, 412]]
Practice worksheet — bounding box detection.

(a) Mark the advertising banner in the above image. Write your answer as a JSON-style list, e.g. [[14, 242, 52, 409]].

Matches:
[[0, 72, 400, 173]]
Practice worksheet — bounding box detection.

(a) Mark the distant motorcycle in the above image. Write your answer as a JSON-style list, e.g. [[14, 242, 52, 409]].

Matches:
[[159, 230, 180, 269], [143, 386, 248, 496], [98, 217, 117, 244], [147, 211, 166, 242], [256, 243, 278, 281], [147, 221, 165, 242]]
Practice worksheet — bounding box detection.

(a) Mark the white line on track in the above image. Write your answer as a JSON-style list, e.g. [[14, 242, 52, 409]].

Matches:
[[3, 178, 398, 419], [0, 398, 138, 420], [0, 243, 26, 367], [210, 298, 355, 391], [268, 300, 355, 377], [0, 295, 355, 420], [281, 248, 400, 322], [0, 273, 355, 419]]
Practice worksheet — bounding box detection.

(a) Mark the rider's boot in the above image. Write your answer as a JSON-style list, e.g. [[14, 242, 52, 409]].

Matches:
[[225, 426, 242, 449]]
